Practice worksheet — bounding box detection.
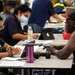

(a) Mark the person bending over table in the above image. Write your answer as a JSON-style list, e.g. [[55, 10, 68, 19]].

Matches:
[[0, 38, 20, 58], [28, 0, 63, 33]]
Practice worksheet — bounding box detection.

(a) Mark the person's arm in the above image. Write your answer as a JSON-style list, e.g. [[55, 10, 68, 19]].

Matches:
[[6, 19, 38, 40], [12, 33, 39, 40], [65, 0, 71, 6], [0, 39, 12, 58], [48, 1, 63, 22], [0, 38, 20, 58], [0, 52, 10, 58], [12, 33, 28, 40], [0, 38, 9, 49], [52, 14, 63, 22], [51, 0, 57, 5], [44, 31, 75, 59], [0, 46, 20, 58]]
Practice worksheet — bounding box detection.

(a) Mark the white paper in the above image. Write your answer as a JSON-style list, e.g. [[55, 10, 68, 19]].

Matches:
[[35, 40, 53, 45], [1, 57, 21, 61], [0, 61, 25, 67], [14, 45, 25, 57]]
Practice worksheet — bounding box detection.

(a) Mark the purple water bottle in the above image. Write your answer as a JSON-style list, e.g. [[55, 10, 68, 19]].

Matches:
[[26, 44, 34, 63]]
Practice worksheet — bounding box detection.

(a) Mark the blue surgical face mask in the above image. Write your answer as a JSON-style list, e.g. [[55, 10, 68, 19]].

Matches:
[[18, 15, 27, 22], [18, 15, 29, 30]]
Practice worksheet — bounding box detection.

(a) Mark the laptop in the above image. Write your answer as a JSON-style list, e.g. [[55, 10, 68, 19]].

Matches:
[[39, 28, 55, 40]]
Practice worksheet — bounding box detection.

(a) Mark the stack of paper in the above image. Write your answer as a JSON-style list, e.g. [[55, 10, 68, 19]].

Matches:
[[0, 61, 25, 67]]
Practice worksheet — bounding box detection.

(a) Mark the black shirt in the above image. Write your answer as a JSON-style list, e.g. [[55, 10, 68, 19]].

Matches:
[[4, 14, 23, 46], [0, 38, 5, 47]]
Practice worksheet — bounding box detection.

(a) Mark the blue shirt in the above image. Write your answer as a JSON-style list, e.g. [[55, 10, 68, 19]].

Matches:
[[4, 14, 23, 46], [28, 0, 55, 27]]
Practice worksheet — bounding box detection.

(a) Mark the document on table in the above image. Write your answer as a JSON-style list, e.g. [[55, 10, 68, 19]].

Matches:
[[0, 61, 25, 67], [14, 45, 25, 57], [1, 57, 21, 61], [35, 40, 53, 45]]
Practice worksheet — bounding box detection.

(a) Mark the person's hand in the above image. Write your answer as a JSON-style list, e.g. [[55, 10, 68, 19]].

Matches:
[[33, 33, 39, 39], [6, 46, 21, 55], [44, 45, 56, 55], [57, 19, 63, 23], [48, 19, 53, 23], [6, 45, 13, 51], [24, 32, 28, 35], [11, 47, 21, 55]]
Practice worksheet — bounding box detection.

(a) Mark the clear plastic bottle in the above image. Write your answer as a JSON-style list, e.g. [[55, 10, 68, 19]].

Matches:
[[28, 26, 33, 40], [27, 26, 34, 63]]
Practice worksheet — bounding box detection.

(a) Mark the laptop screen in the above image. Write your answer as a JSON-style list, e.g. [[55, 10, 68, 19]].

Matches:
[[39, 28, 55, 40]]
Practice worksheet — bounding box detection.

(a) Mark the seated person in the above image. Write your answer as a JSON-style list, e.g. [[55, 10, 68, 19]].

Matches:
[[44, 10, 75, 59], [0, 38, 20, 58], [44, 11, 75, 74], [0, 38, 20, 75], [62, 10, 75, 40], [4, 4, 38, 46]]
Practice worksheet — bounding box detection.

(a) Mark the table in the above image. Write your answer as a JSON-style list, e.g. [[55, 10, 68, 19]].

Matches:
[[0, 34, 73, 75], [44, 22, 65, 28], [15, 34, 72, 69], [0, 48, 73, 75], [22, 55, 73, 69], [44, 15, 66, 28], [17, 34, 68, 46]]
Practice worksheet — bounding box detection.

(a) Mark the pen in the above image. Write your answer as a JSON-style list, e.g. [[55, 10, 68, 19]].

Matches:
[[17, 58, 27, 61]]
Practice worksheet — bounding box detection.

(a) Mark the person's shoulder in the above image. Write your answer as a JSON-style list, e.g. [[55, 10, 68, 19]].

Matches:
[[6, 14, 15, 21], [71, 31, 75, 39]]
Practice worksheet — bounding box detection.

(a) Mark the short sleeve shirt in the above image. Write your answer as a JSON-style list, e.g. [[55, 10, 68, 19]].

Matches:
[[4, 14, 23, 46]]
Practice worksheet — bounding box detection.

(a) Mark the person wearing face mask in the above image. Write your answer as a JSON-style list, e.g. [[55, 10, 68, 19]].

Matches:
[[20, 8, 31, 30], [3, 4, 38, 46], [20, 15, 29, 30]]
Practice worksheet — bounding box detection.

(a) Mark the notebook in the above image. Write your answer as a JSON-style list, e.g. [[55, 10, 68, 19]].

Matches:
[[39, 28, 55, 40]]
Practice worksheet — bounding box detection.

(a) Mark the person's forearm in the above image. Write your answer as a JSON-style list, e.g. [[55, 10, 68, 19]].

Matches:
[[0, 38, 9, 50], [54, 49, 71, 59], [0, 52, 9, 58], [12, 33, 28, 40], [53, 14, 63, 22], [52, 49, 59, 55], [0, 38, 5, 47], [65, 0, 71, 6], [53, 50, 66, 59], [2, 43, 9, 49]]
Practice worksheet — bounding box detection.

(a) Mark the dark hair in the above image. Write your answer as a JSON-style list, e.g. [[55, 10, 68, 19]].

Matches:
[[14, 4, 31, 14], [68, 10, 75, 21], [65, 18, 75, 33], [0, 17, 2, 21]]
